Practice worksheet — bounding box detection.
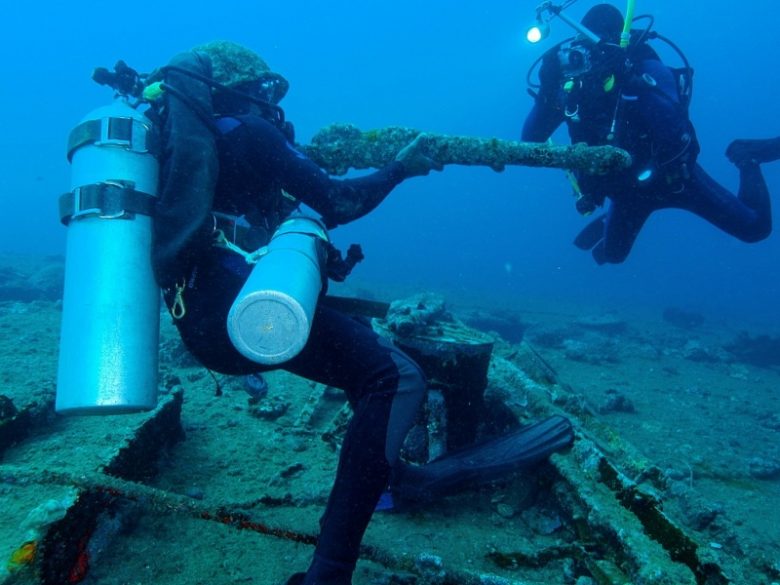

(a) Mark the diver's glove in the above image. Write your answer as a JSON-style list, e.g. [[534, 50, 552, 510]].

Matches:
[[325, 243, 364, 282], [575, 193, 598, 216], [395, 133, 444, 178], [726, 137, 780, 167]]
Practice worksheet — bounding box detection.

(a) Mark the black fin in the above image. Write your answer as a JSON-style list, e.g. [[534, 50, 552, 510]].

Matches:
[[574, 214, 607, 250], [390, 415, 574, 503]]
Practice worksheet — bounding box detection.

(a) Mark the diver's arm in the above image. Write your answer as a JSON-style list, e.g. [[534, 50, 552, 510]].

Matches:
[[522, 51, 566, 142], [301, 158, 408, 228], [522, 102, 565, 142], [237, 116, 407, 227], [275, 135, 407, 228]]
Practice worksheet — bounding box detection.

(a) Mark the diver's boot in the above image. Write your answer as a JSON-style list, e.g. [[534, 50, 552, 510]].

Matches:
[[726, 137, 780, 167]]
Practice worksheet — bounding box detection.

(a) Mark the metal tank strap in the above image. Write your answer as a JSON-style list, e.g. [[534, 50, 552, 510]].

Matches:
[[67, 116, 159, 162], [58, 182, 156, 225]]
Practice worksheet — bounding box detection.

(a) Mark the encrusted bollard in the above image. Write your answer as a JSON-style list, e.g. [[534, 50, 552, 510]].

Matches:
[[373, 293, 495, 452]]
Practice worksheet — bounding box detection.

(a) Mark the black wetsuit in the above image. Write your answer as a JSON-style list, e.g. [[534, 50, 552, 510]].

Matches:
[[522, 45, 772, 264], [153, 52, 425, 584]]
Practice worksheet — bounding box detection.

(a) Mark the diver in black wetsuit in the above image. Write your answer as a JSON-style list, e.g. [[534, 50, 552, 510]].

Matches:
[[152, 41, 436, 585], [522, 4, 778, 265], [149, 41, 573, 585]]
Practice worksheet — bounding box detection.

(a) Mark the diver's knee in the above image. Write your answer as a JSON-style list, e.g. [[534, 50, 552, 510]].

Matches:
[[381, 351, 427, 464], [391, 350, 426, 396]]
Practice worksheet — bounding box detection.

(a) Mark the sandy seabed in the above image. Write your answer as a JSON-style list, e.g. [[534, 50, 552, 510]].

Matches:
[[1, 255, 778, 585]]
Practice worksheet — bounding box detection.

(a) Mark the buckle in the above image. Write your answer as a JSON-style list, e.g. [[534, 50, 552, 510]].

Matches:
[[59, 182, 156, 225], [67, 116, 157, 161]]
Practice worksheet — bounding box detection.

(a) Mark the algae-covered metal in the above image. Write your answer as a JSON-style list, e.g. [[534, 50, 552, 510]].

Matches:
[[301, 123, 632, 175]]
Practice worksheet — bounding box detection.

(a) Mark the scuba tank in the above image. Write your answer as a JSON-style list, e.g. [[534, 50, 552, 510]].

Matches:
[[56, 99, 160, 414], [227, 215, 329, 365], [54, 51, 295, 412]]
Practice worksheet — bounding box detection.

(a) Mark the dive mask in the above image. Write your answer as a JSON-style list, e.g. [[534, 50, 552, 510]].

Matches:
[[558, 42, 593, 78], [252, 74, 289, 105], [235, 74, 290, 105]]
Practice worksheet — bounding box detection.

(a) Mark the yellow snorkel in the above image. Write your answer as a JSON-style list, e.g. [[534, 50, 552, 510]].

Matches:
[[620, 0, 636, 48]]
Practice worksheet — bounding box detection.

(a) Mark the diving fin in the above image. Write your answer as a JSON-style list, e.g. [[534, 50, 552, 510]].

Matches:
[[726, 137, 780, 166], [574, 214, 606, 250], [389, 415, 573, 504]]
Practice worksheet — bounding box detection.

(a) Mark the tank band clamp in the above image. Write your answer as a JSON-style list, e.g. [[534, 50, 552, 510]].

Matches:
[[67, 115, 159, 162], [59, 182, 156, 224]]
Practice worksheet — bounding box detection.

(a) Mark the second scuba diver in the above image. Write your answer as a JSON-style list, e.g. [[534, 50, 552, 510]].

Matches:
[[522, 3, 779, 265]]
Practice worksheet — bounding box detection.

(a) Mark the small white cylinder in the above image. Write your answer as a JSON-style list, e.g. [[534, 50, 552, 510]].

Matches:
[[227, 217, 327, 365]]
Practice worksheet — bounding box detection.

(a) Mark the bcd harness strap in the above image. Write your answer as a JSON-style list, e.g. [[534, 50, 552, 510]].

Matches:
[[210, 212, 270, 264], [58, 182, 156, 225], [211, 223, 327, 264], [168, 214, 270, 322], [213, 229, 269, 264], [210, 212, 329, 265]]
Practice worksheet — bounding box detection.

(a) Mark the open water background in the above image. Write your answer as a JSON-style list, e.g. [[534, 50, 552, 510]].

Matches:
[[2, 0, 778, 327]]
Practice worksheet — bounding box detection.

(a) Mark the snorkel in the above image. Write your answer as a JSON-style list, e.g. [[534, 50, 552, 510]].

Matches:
[[620, 0, 636, 48]]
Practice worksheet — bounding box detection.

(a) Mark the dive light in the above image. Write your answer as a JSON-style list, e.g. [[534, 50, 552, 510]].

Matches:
[[526, 19, 550, 44], [525, 0, 637, 45]]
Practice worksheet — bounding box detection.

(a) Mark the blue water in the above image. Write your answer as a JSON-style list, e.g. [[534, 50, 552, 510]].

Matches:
[[3, 1, 778, 326]]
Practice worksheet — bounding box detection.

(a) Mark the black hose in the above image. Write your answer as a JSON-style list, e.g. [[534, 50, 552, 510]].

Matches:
[[161, 65, 286, 126], [159, 82, 219, 135]]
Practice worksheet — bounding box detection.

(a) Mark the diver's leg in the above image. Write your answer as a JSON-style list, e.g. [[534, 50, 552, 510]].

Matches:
[[284, 305, 426, 584], [677, 164, 771, 243], [592, 200, 653, 264]]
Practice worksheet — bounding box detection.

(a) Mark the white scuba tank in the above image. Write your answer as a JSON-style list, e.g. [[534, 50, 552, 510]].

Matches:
[[56, 99, 160, 414]]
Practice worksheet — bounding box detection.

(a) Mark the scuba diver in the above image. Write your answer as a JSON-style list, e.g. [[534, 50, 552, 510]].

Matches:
[[522, 2, 778, 265], [78, 42, 573, 584]]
